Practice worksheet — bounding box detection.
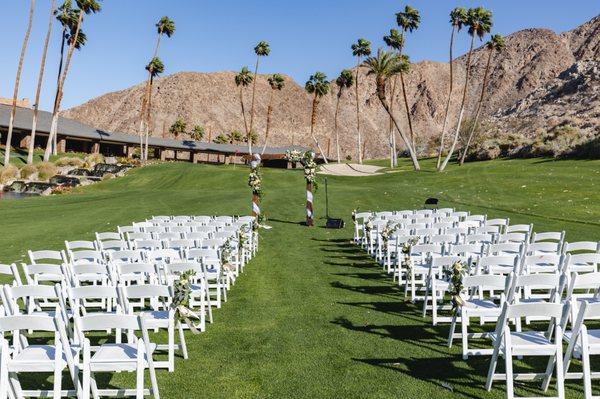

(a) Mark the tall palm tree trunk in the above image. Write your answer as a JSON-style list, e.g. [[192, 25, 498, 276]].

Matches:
[[309, 94, 328, 164], [28, 0, 56, 165], [248, 57, 260, 155], [49, 27, 67, 156], [399, 70, 415, 150], [354, 60, 362, 164], [439, 35, 475, 172], [45, 9, 84, 162], [239, 86, 250, 151], [260, 90, 275, 155], [4, 0, 35, 166], [376, 85, 419, 171], [140, 32, 162, 161], [388, 77, 398, 167], [333, 88, 343, 163], [144, 75, 156, 160], [436, 25, 457, 169], [460, 46, 493, 165]]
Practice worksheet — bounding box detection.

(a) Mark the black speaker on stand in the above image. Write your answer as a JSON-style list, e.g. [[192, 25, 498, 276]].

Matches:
[[324, 177, 345, 229]]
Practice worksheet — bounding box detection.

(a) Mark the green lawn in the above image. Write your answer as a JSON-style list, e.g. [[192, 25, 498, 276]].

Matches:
[[1, 157, 599, 398]]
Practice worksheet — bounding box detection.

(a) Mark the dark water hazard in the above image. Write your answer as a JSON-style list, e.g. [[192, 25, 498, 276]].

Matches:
[[0, 191, 39, 200]]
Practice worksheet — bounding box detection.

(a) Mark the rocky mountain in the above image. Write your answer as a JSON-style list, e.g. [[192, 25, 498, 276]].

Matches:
[[64, 15, 600, 160]]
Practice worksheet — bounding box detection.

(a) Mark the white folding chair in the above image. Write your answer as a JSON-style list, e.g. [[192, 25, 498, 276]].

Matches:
[[120, 284, 187, 372], [163, 262, 210, 326], [0, 313, 79, 399], [65, 241, 97, 263], [564, 253, 600, 274], [563, 241, 600, 255], [108, 250, 144, 265], [422, 255, 468, 325], [560, 300, 600, 398], [485, 302, 565, 399], [406, 244, 444, 302], [526, 242, 562, 256], [448, 274, 513, 359], [0, 264, 22, 286], [74, 313, 159, 399]]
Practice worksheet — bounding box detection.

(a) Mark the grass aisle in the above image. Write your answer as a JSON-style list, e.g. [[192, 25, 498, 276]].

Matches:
[[0, 158, 598, 398]]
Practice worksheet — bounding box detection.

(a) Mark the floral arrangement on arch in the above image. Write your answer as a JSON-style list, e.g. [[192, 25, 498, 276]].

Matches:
[[248, 169, 263, 199], [302, 151, 318, 189], [284, 149, 303, 163]]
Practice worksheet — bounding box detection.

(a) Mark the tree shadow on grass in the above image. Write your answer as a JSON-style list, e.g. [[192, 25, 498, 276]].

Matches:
[[330, 280, 402, 299], [268, 218, 304, 226], [353, 356, 488, 399], [331, 272, 391, 281]]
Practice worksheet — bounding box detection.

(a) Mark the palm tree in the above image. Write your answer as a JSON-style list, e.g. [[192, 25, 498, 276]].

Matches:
[[139, 16, 175, 161], [459, 33, 505, 165], [305, 72, 330, 164], [27, 0, 56, 165], [260, 73, 285, 155], [4, 0, 36, 166], [439, 7, 492, 171], [248, 41, 270, 155], [363, 49, 420, 171], [190, 125, 205, 141], [351, 38, 371, 164], [49, 2, 84, 156], [44, 0, 101, 162], [235, 67, 253, 153], [169, 118, 187, 138], [396, 5, 420, 150], [143, 56, 165, 158], [333, 69, 353, 163], [383, 28, 404, 167], [436, 7, 468, 169]]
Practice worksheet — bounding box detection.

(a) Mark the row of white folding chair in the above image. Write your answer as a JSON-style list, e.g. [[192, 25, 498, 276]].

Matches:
[[482, 273, 600, 399], [0, 307, 160, 398], [148, 215, 237, 224], [2, 281, 191, 374]]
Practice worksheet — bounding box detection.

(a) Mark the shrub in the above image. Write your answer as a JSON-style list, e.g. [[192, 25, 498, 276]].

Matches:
[[36, 162, 58, 181], [20, 164, 38, 180], [0, 165, 20, 184], [51, 185, 73, 195], [55, 156, 84, 167], [101, 173, 115, 181], [84, 153, 105, 167], [117, 157, 141, 167]]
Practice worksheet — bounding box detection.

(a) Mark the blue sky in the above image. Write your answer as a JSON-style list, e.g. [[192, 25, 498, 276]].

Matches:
[[1, 1, 598, 111]]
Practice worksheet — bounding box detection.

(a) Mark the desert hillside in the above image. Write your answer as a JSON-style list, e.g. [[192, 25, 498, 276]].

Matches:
[[64, 15, 600, 160]]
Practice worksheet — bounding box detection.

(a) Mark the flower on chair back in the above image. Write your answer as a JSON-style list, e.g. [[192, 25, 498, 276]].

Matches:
[[444, 260, 468, 313], [172, 270, 202, 334]]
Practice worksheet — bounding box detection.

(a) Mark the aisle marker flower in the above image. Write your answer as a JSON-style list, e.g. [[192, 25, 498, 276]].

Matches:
[[171, 270, 202, 334]]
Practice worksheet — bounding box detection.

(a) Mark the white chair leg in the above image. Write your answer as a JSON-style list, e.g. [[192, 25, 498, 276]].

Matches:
[[53, 343, 62, 399], [505, 333, 515, 399], [448, 313, 457, 348], [178, 322, 189, 359], [582, 336, 592, 399], [168, 320, 175, 372], [82, 345, 91, 399], [136, 341, 144, 399], [555, 348, 565, 399], [461, 314, 469, 360]]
